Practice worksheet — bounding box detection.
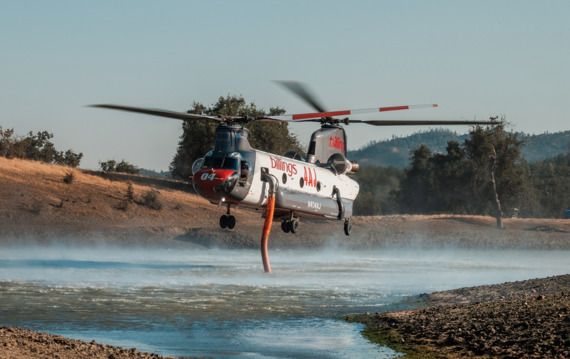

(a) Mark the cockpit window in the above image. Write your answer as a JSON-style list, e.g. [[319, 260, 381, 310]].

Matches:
[[215, 130, 234, 152], [203, 155, 239, 170]]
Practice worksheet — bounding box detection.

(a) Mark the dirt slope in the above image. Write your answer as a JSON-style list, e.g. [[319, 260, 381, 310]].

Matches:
[[1, 157, 569, 249]]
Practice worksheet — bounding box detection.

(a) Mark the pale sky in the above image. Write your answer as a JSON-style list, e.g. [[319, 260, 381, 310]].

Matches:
[[1, 1, 569, 170]]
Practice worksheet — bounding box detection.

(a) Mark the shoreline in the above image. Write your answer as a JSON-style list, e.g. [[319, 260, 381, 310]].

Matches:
[[0, 327, 172, 359], [347, 274, 570, 358]]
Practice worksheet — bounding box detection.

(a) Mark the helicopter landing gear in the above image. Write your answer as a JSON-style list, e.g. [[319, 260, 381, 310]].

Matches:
[[281, 216, 299, 234], [220, 204, 236, 230], [343, 218, 352, 236], [219, 214, 236, 229], [281, 219, 290, 233]]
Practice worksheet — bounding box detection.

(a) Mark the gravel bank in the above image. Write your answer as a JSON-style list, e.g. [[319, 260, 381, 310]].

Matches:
[[349, 275, 570, 358], [0, 327, 172, 359]]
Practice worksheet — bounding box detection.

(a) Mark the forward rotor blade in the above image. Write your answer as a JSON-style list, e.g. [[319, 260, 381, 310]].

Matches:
[[350, 119, 499, 126], [256, 116, 321, 123], [89, 104, 222, 122], [264, 103, 438, 121], [275, 81, 327, 113]]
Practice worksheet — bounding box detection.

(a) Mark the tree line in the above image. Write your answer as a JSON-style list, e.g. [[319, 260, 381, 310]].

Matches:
[[353, 124, 570, 218]]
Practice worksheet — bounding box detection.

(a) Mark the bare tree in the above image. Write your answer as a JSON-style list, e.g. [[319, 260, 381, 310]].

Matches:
[[489, 145, 504, 229]]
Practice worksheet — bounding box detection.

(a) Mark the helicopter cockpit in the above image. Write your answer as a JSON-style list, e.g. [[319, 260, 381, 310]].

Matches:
[[192, 151, 248, 176], [191, 149, 253, 202], [202, 151, 240, 170]]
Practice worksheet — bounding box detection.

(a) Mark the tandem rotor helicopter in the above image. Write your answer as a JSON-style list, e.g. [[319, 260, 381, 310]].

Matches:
[[91, 82, 496, 238]]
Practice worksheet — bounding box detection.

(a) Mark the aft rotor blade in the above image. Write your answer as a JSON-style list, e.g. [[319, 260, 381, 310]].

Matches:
[[275, 81, 327, 113], [264, 103, 438, 121], [350, 119, 499, 126], [89, 104, 222, 122]]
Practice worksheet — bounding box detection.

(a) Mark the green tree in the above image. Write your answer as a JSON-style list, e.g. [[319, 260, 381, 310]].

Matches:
[[353, 165, 402, 215], [170, 95, 302, 179], [54, 150, 83, 168], [0, 127, 83, 167], [430, 141, 472, 213], [398, 145, 435, 213], [527, 153, 570, 217], [0, 127, 16, 157], [396, 124, 526, 216], [463, 124, 525, 215]]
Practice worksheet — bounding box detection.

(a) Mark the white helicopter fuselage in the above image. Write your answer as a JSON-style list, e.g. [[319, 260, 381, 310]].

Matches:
[[191, 123, 360, 223], [243, 150, 359, 219], [192, 147, 359, 221]]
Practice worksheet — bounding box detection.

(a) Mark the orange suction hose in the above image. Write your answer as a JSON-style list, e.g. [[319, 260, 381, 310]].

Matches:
[[261, 193, 275, 273], [260, 172, 277, 273]]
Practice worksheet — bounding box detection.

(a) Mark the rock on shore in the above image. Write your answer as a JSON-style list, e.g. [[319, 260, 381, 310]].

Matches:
[[350, 275, 570, 358], [0, 327, 171, 359]]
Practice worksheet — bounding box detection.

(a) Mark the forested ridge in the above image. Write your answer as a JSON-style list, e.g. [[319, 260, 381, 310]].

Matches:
[[353, 125, 570, 218], [349, 129, 570, 168]]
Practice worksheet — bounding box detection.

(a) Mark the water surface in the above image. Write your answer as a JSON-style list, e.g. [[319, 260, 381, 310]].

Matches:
[[1, 245, 568, 358]]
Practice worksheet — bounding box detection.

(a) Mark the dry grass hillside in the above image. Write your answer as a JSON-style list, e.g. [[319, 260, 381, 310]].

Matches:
[[0, 157, 569, 249]]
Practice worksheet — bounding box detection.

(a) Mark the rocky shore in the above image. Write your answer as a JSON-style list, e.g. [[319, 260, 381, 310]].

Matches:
[[0, 327, 171, 359], [349, 275, 570, 358]]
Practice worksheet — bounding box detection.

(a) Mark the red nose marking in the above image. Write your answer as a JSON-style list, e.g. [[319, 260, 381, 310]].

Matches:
[[192, 168, 235, 200]]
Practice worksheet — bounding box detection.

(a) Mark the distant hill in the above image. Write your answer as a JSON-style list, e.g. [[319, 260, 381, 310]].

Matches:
[[348, 129, 570, 168]]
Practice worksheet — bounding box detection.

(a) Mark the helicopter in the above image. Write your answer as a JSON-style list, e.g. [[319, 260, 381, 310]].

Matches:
[[91, 82, 497, 236]]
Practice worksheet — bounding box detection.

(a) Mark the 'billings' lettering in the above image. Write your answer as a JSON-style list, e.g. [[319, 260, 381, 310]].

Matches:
[[270, 156, 297, 176]]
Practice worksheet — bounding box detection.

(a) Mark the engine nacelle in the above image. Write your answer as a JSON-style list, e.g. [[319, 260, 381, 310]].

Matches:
[[327, 153, 353, 175]]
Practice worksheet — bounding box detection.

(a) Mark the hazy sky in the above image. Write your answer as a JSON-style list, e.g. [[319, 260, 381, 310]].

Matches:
[[1, 1, 569, 170]]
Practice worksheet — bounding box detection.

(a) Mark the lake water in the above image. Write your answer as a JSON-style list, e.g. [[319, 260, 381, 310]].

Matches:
[[1, 245, 569, 358]]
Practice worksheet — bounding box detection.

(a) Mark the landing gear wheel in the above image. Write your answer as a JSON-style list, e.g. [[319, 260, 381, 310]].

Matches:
[[219, 215, 228, 229], [220, 215, 236, 230], [227, 215, 236, 230], [344, 218, 352, 236], [290, 218, 299, 234], [281, 219, 291, 233]]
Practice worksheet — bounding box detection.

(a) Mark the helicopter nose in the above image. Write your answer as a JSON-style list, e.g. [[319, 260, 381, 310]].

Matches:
[[192, 168, 237, 201]]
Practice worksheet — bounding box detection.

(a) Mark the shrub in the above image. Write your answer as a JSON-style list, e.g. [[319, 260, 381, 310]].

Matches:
[[126, 182, 134, 202], [99, 159, 139, 174], [99, 160, 117, 173], [115, 160, 139, 174], [63, 171, 75, 184], [115, 199, 129, 211], [140, 190, 162, 210]]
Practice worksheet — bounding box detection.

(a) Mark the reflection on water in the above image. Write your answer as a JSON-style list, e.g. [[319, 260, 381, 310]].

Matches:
[[1, 245, 569, 358]]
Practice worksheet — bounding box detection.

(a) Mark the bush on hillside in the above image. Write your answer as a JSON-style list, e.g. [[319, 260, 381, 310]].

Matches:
[[0, 127, 82, 167], [99, 159, 139, 174]]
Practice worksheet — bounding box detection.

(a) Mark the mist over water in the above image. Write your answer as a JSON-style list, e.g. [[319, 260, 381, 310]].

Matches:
[[1, 244, 569, 358]]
